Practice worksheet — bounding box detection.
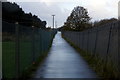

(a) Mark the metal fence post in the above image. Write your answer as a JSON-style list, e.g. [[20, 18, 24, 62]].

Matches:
[[93, 29, 98, 57], [15, 22, 20, 78], [87, 30, 89, 53], [39, 29, 41, 56], [32, 26, 35, 64], [82, 32, 84, 49], [0, 1, 2, 79], [105, 25, 112, 68], [118, 21, 120, 74]]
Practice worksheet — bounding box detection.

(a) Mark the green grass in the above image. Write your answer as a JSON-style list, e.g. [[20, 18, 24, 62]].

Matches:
[[20, 39, 54, 79], [2, 37, 54, 79], [2, 42, 16, 78], [20, 51, 49, 79], [2, 41, 43, 78], [19, 42, 33, 76]]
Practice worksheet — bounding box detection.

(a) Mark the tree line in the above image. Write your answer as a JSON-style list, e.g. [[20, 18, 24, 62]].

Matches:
[[61, 6, 118, 31], [2, 2, 47, 29]]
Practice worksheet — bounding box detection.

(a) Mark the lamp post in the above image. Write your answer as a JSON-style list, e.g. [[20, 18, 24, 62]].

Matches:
[[55, 21, 57, 29], [52, 15, 55, 29]]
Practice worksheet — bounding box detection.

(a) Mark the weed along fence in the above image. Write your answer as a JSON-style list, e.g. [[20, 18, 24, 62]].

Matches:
[[62, 21, 120, 78], [2, 21, 57, 78]]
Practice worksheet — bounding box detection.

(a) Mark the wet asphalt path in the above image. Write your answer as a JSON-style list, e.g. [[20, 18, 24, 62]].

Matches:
[[32, 32, 97, 78]]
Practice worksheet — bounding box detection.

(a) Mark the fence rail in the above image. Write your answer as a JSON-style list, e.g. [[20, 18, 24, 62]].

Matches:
[[62, 21, 120, 77], [2, 21, 57, 78]]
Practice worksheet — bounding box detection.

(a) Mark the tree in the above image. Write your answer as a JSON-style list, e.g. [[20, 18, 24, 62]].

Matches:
[[41, 21, 47, 29], [2, 2, 47, 28], [63, 6, 91, 31], [93, 18, 118, 27]]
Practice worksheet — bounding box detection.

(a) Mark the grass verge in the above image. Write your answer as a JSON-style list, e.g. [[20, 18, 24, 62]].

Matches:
[[62, 34, 119, 79]]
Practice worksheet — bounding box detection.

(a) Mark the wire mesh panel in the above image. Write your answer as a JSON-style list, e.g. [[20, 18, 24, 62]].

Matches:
[[61, 21, 120, 78], [2, 21, 57, 78], [34, 28, 41, 61], [19, 25, 33, 76], [2, 21, 16, 78]]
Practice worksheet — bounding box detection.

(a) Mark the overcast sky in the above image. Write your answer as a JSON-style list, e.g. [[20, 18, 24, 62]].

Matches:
[[7, 0, 119, 27]]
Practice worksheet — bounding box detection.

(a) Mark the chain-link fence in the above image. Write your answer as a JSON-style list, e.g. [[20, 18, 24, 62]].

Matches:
[[2, 21, 57, 78], [62, 21, 120, 77]]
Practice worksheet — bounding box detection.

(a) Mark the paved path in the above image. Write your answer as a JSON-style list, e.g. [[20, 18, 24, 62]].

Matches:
[[32, 32, 97, 78]]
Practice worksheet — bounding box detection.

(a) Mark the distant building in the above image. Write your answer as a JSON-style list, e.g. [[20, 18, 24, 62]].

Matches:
[[118, 1, 120, 20]]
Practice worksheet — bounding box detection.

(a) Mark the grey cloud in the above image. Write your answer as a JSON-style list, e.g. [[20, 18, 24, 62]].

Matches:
[[17, 2, 70, 27], [7, 0, 119, 26]]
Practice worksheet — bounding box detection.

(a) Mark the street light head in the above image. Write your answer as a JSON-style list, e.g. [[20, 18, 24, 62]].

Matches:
[[52, 15, 55, 16]]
